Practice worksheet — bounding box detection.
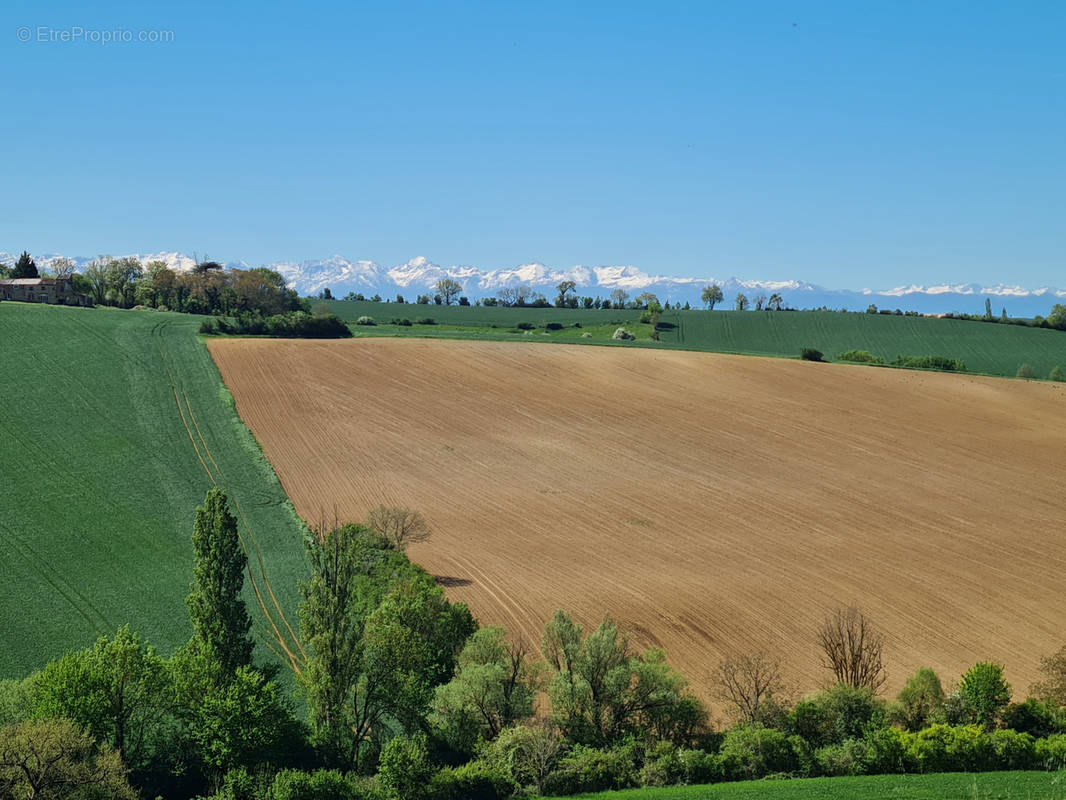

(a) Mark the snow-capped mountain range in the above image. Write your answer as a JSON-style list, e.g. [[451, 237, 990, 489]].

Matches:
[[2, 251, 1063, 316]]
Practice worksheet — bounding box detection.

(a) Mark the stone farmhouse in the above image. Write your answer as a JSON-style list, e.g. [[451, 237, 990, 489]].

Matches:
[[0, 277, 93, 306]]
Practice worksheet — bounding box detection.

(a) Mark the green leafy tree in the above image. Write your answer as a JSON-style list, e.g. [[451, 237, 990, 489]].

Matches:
[[433, 626, 542, 744], [361, 577, 477, 735], [82, 258, 112, 305], [187, 488, 254, 677], [700, 284, 723, 310], [555, 280, 577, 308], [11, 251, 38, 279], [31, 625, 171, 770], [768, 292, 784, 311], [0, 678, 36, 727], [299, 523, 474, 771], [959, 661, 1011, 730], [735, 293, 749, 311], [0, 718, 136, 800], [435, 278, 462, 305], [187, 665, 296, 780], [891, 667, 946, 731], [378, 734, 433, 800], [1047, 303, 1066, 330], [541, 612, 706, 746], [609, 288, 629, 309]]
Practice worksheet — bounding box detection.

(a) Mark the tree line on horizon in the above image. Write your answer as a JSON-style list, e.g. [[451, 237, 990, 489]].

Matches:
[[4, 493, 1066, 800]]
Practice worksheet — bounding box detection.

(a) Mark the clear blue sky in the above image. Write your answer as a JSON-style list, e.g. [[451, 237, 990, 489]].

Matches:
[[2, 0, 1063, 289]]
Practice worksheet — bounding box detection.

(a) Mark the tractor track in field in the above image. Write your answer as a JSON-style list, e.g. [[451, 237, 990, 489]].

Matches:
[[209, 337, 1066, 701]]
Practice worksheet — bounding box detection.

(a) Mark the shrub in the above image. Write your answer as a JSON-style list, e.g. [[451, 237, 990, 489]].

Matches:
[[863, 725, 911, 775], [545, 322, 564, 331], [837, 350, 883, 365], [516, 322, 535, 331], [266, 769, 362, 800], [790, 685, 885, 748], [988, 729, 1037, 770], [612, 328, 636, 341], [677, 748, 723, 784], [639, 311, 653, 324], [1003, 699, 1066, 738], [813, 738, 868, 777], [397, 318, 412, 326], [893, 355, 966, 372], [1036, 733, 1066, 770], [415, 317, 436, 325], [541, 743, 639, 795], [904, 724, 992, 773], [1050, 365, 1064, 382], [718, 724, 799, 780], [427, 762, 513, 800], [355, 316, 376, 326], [800, 347, 824, 362], [892, 667, 946, 732], [1016, 363, 1035, 378], [379, 735, 433, 800], [638, 742, 685, 788]]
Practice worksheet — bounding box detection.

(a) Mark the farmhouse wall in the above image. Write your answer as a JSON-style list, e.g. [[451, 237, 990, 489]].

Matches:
[[0, 277, 93, 307]]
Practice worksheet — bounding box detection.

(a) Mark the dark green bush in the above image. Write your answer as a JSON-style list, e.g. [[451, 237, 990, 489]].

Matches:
[[837, 350, 884, 365], [1036, 733, 1066, 770], [718, 725, 799, 780], [355, 315, 376, 326], [266, 769, 363, 800], [1004, 699, 1066, 738], [541, 743, 639, 795], [515, 322, 535, 330], [863, 726, 911, 774], [800, 347, 824, 362], [988, 729, 1037, 770], [1017, 363, 1035, 378], [813, 738, 868, 777], [427, 762, 513, 800], [545, 322, 564, 331], [203, 311, 351, 339], [415, 317, 436, 325], [893, 355, 966, 372]]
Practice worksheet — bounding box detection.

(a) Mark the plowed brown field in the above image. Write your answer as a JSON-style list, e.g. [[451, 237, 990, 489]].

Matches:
[[209, 338, 1066, 704]]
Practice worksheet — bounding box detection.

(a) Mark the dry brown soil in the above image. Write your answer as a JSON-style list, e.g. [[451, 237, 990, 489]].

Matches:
[[209, 337, 1066, 706]]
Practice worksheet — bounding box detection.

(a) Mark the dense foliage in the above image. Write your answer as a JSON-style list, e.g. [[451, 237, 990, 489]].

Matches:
[[7, 488, 1066, 800], [198, 311, 352, 338]]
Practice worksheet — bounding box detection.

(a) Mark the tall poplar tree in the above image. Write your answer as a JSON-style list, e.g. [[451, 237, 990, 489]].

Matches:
[[186, 488, 254, 675]]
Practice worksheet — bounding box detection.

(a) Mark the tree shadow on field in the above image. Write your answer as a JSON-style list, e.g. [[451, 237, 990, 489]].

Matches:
[[434, 575, 472, 588]]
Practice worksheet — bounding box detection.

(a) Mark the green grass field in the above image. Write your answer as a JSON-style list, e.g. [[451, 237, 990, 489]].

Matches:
[[325, 300, 1066, 379], [0, 303, 306, 678], [547, 771, 1066, 800]]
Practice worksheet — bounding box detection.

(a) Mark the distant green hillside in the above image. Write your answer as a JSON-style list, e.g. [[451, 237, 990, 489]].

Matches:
[[0, 303, 306, 677], [547, 771, 1066, 800], [325, 300, 1066, 379]]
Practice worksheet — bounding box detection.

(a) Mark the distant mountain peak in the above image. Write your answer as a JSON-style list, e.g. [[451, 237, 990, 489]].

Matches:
[[2, 250, 1062, 315]]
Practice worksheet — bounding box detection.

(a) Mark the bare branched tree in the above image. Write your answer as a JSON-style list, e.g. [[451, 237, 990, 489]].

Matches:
[[714, 651, 788, 723], [818, 606, 886, 692], [365, 505, 431, 551]]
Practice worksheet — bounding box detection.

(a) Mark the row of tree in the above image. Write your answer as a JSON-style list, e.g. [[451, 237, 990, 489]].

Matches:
[[4, 492, 1066, 799]]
